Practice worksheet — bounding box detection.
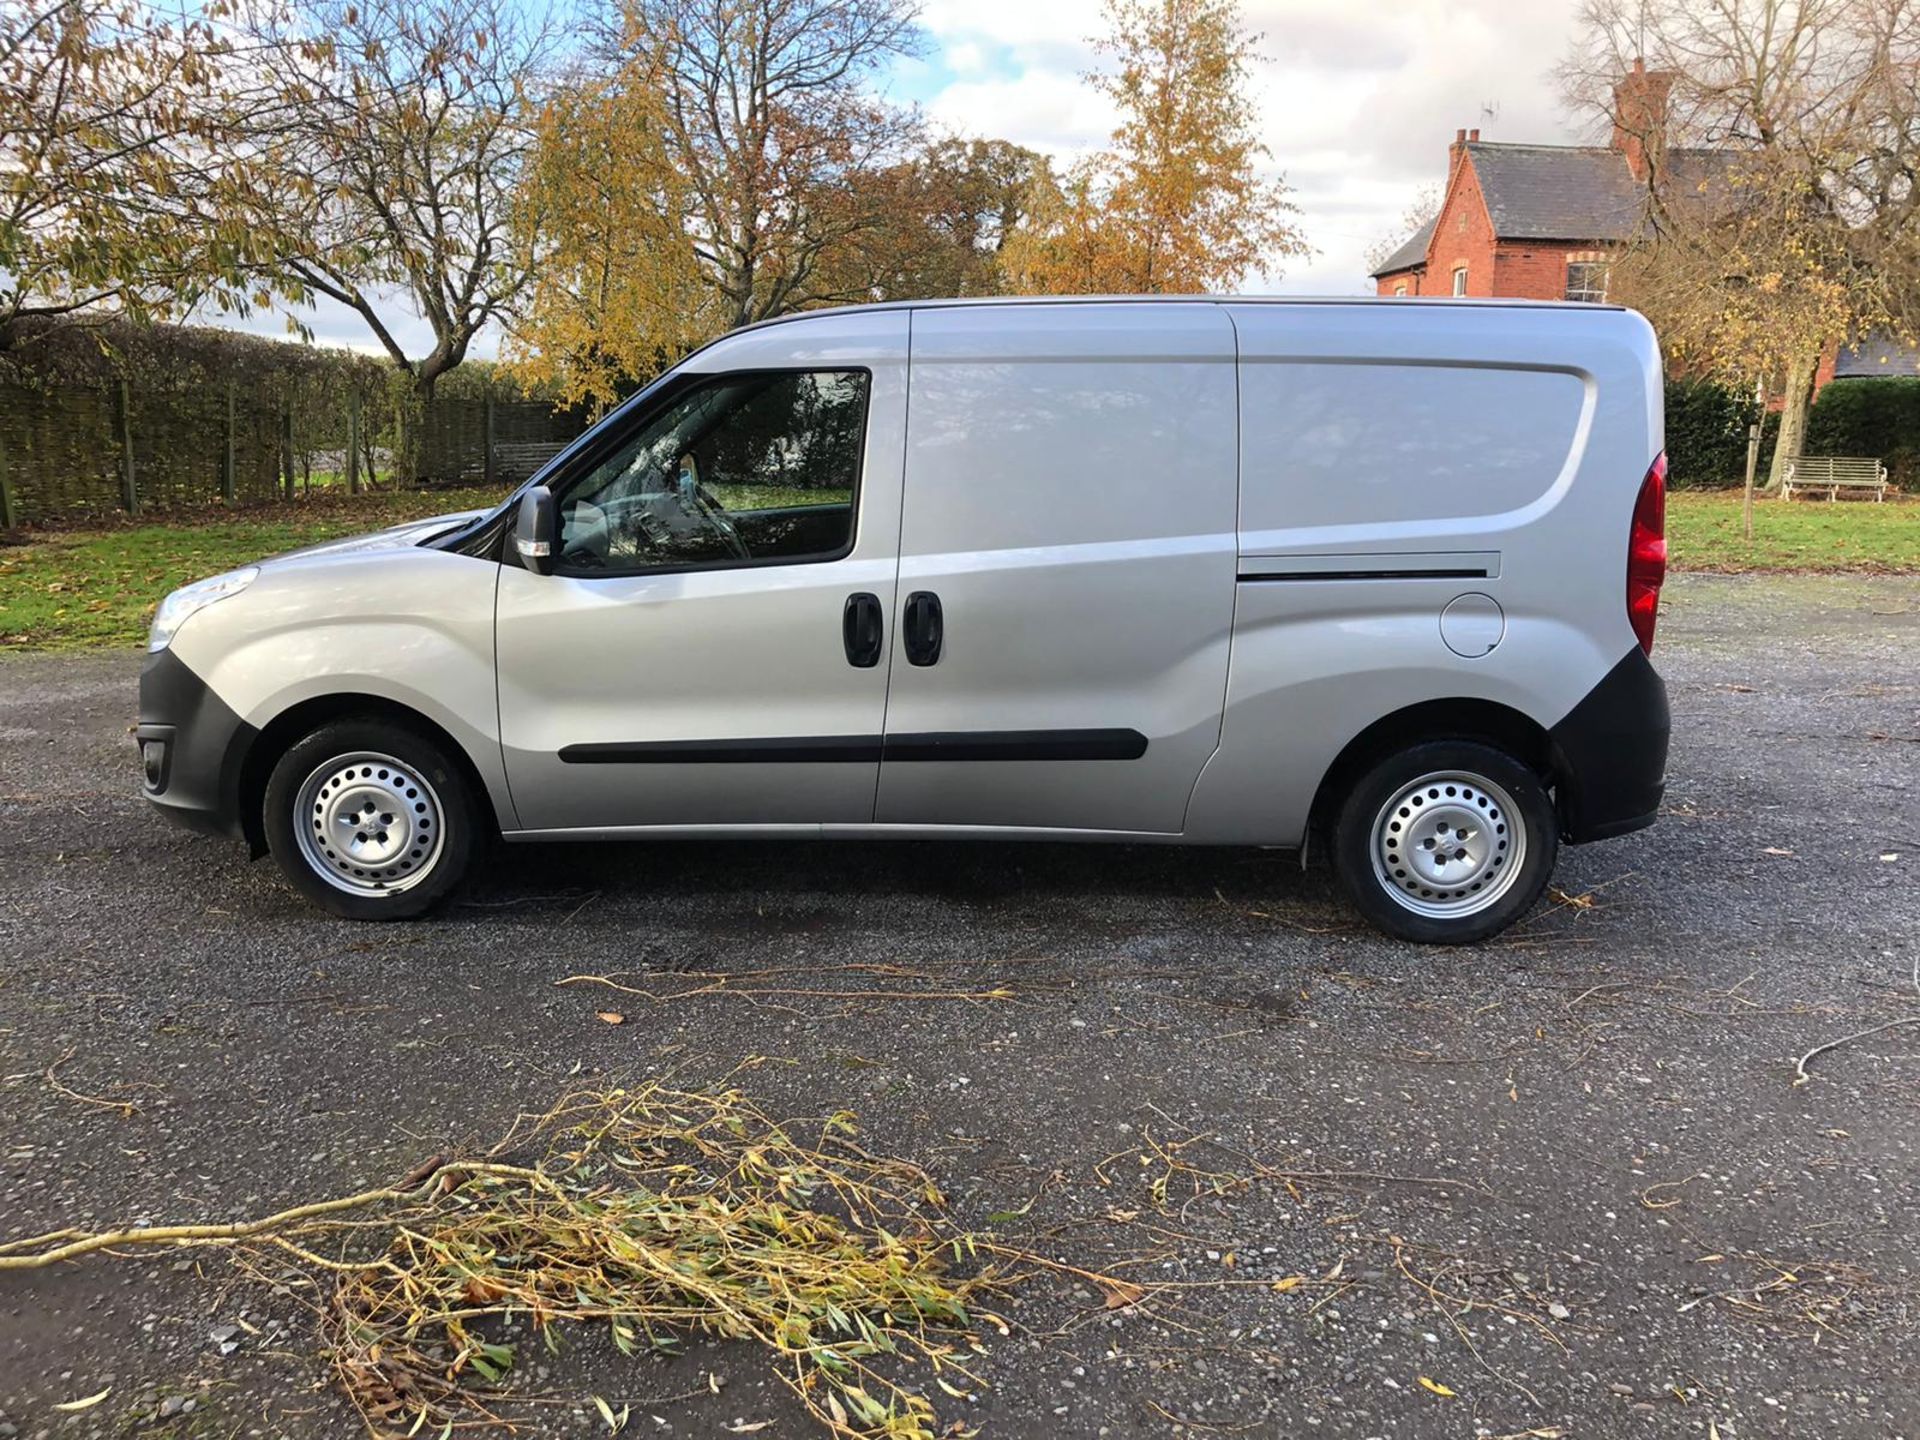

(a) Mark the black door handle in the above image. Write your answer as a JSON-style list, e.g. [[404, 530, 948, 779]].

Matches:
[[903, 591, 942, 666], [843, 592, 883, 668]]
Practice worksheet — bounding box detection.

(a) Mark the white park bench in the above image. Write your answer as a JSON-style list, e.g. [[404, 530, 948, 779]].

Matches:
[[1781, 455, 1891, 501]]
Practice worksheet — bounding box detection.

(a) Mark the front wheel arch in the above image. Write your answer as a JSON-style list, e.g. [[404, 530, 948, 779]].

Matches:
[[238, 694, 502, 856]]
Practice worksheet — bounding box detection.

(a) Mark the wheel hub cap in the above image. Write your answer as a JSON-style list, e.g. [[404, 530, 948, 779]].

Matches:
[[1371, 771, 1527, 919], [293, 752, 444, 895]]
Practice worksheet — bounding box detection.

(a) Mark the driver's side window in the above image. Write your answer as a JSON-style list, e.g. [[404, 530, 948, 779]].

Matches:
[[556, 369, 869, 575]]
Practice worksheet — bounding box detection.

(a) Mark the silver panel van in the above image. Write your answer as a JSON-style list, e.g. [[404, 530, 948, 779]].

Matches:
[[137, 298, 1671, 943]]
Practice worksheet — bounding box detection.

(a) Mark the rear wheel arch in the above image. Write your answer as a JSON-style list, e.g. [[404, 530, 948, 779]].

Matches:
[[1307, 698, 1557, 848], [238, 694, 500, 855]]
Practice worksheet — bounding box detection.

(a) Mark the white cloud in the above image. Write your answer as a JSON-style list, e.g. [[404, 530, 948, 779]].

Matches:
[[925, 69, 1119, 156], [918, 0, 1095, 54], [944, 39, 989, 74], [922, 0, 1591, 292]]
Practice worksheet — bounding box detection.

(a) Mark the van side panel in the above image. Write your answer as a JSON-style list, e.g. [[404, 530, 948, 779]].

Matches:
[[1236, 363, 1586, 535], [871, 303, 1239, 834], [1185, 303, 1661, 847]]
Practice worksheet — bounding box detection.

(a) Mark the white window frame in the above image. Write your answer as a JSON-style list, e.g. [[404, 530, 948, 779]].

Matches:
[[1564, 258, 1610, 303], [1451, 266, 1468, 296]]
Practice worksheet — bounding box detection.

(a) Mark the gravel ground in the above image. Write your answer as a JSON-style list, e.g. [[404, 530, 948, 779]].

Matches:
[[1, 572, 1917, 1440]]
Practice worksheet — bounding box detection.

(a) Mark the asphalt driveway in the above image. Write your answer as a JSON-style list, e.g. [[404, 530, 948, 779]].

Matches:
[[2, 573, 1917, 1439]]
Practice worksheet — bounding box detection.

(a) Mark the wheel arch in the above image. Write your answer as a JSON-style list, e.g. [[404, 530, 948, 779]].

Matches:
[[1305, 698, 1557, 851], [238, 693, 503, 856]]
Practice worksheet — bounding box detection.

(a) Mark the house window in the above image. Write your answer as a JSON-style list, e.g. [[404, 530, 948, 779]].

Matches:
[[1451, 266, 1468, 296], [1565, 261, 1609, 303], [1394, 283, 1409, 297]]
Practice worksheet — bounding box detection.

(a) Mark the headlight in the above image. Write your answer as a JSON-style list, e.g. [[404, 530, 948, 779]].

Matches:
[[147, 567, 258, 653]]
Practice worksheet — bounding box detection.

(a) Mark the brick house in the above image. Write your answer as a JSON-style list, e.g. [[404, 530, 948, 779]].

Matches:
[[1370, 64, 1920, 403], [1370, 62, 1728, 305], [1817, 333, 1920, 388]]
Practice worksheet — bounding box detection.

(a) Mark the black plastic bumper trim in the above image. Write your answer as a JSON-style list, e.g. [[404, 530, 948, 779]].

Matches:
[[138, 649, 255, 840], [559, 729, 1150, 765], [1549, 646, 1670, 844]]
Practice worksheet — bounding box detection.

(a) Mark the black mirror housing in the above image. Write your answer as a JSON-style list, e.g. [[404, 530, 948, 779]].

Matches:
[[513, 486, 556, 575]]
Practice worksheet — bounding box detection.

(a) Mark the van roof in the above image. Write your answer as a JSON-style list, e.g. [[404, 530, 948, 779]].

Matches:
[[730, 293, 1628, 336]]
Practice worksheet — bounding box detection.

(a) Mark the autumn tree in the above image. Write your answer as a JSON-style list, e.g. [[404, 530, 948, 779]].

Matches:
[[1562, 0, 1920, 484], [0, 0, 259, 347], [613, 0, 923, 329], [820, 137, 1053, 301], [1004, 0, 1308, 294], [232, 0, 556, 402], [502, 65, 714, 414]]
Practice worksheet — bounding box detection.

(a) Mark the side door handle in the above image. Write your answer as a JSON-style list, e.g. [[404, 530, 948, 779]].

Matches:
[[843, 592, 883, 668], [903, 591, 943, 666]]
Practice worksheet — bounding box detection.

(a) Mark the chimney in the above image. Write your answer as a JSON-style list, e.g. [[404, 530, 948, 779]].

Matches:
[[1612, 57, 1673, 182], [1449, 127, 1472, 180]]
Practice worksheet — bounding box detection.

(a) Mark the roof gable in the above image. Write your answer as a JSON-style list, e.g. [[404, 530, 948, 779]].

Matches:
[[1371, 217, 1436, 278]]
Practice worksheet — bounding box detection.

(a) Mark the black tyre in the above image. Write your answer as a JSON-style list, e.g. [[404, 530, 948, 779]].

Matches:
[[262, 719, 477, 920], [1331, 740, 1557, 945]]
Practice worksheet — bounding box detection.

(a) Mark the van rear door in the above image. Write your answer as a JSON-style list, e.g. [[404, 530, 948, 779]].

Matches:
[[866, 302, 1238, 835]]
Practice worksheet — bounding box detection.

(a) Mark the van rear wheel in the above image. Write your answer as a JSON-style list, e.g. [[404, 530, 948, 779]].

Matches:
[[263, 719, 476, 920], [1332, 740, 1557, 945]]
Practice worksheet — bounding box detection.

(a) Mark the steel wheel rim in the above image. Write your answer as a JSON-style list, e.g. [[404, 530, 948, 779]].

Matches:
[[292, 751, 445, 896], [1370, 770, 1527, 919]]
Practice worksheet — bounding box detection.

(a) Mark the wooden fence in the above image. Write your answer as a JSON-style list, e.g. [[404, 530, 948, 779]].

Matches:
[[0, 378, 587, 527]]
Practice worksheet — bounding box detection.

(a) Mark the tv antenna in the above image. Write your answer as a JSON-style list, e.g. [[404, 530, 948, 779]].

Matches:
[[1479, 99, 1500, 127]]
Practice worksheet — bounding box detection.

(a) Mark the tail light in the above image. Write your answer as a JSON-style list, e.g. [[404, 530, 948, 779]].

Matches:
[[1626, 452, 1667, 655]]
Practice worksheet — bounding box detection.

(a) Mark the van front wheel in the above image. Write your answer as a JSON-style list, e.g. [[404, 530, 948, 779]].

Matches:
[[263, 720, 476, 920], [1332, 741, 1557, 944]]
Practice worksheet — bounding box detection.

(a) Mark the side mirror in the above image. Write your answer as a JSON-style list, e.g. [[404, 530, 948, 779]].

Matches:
[[513, 486, 556, 575]]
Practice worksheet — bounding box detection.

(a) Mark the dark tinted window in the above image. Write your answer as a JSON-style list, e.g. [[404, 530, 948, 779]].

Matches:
[[556, 370, 868, 574]]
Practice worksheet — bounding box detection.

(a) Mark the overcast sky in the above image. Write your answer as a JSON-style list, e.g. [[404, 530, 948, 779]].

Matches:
[[236, 0, 1593, 359]]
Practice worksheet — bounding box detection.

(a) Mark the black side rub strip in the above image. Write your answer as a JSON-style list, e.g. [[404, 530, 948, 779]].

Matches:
[[559, 729, 1149, 765], [1238, 567, 1490, 583], [883, 728, 1148, 762], [561, 737, 884, 764]]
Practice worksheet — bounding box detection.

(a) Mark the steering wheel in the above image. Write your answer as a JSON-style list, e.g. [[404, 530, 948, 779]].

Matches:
[[676, 454, 751, 562], [560, 497, 675, 567]]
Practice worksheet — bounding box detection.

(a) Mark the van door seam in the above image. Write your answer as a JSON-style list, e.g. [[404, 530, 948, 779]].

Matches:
[[869, 308, 914, 821], [1178, 301, 1243, 835], [488, 562, 526, 830]]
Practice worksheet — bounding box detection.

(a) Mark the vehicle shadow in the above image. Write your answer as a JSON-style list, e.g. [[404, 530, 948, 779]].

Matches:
[[466, 834, 1338, 912]]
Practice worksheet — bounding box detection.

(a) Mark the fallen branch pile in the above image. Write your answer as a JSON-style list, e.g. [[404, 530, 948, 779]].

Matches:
[[1, 1085, 1005, 1439]]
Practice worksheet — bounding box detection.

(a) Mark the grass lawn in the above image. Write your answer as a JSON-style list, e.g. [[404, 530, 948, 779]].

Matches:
[[0, 488, 510, 650], [1666, 489, 1920, 573], [2, 486, 1914, 652]]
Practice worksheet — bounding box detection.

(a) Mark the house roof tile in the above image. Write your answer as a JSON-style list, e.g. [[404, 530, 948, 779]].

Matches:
[[1833, 333, 1920, 379], [1371, 217, 1437, 278], [1368, 142, 1739, 278]]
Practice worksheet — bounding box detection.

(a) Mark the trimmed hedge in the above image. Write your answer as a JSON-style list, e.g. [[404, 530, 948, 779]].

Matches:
[[1665, 378, 1776, 488], [1806, 378, 1920, 490], [0, 321, 587, 522]]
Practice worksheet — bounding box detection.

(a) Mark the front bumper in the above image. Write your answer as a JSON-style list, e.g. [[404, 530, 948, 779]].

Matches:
[[1548, 646, 1670, 843], [137, 649, 255, 840]]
